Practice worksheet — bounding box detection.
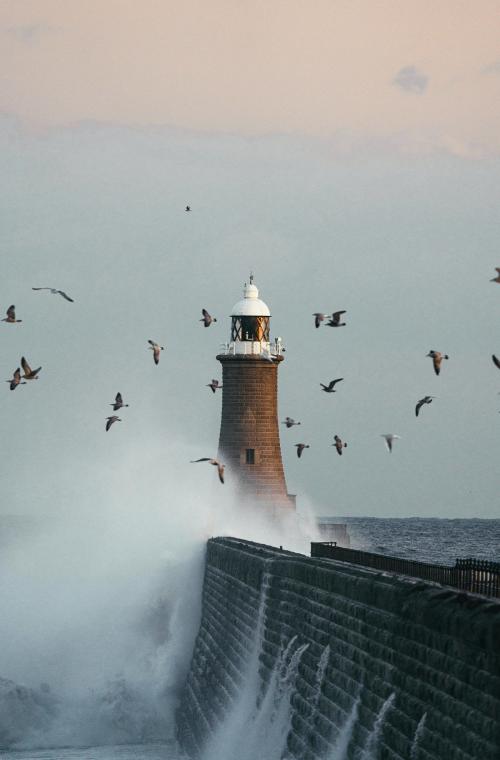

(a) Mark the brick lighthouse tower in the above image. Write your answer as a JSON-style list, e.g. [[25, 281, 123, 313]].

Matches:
[[216, 277, 295, 513]]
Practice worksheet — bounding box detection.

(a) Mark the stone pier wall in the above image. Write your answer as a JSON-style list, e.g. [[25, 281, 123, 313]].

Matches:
[[177, 538, 500, 760]]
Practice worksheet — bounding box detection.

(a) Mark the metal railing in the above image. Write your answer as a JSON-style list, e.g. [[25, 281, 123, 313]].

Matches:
[[310, 543, 500, 598], [218, 339, 285, 356]]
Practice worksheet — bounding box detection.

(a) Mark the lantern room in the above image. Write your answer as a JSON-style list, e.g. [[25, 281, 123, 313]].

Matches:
[[226, 275, 274, 355]]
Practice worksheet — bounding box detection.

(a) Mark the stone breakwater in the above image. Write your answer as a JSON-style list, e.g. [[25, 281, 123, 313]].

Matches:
[[177, 538, 500, 760]]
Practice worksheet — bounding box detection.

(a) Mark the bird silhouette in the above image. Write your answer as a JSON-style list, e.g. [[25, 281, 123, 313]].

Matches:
[[320, 378, 343, 392], [32, 287, 74, 302], [426, 350, 449, 376], [190, 458, 225, 483], [110, 392, 129, 411], [332, 435, 347, 455], [381, 433, 401, 452], [2, 305, 22, 323], [325, 310, 346, 327], [415, 396, 435, 417], [295, 443, 310, 458], [148, 340, 164, 365], [105, 416, 121, 431], [207, 379, 223, 393], [312, 313, 329, 328], [492, 355, 500, 369], [21, 357, 42, 380], [282, 417, 301, 428], [490, 268, 500, 283], [200, 309, 217, 327], [6, 368, 26, 391]]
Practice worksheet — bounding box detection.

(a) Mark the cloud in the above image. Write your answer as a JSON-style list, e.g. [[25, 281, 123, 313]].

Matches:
[[3, 24, 56, 43], [392, 65, 429, 94]]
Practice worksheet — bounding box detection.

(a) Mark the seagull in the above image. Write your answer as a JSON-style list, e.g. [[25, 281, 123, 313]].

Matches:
[[32, 287, 74, 302], [332, 435, 347, 455], [185, 205, 191, 212], [21, 357, 42, 380], [295, 443, 310, 458], [148, 340, 164, 365], [6, 368, 26, 391], [282, 417, 301, 428], [492, 355, 500, 369], [260, 347, 275, 362], [207, 379, 223, 393], [426, 350, 449, 376], [200, 309, 216, 327], [105, 416, 121, 431], [312, 313, 329, 329], [325, 310, 346, 327], [110, 392, 129, 411], [2, 305, 22, 323], [190, 457, 225, 483], [490, 268, 500, 283], [320, 378, 343, 393], [381, 433, 401, 452], [415, 396, 435, 417]]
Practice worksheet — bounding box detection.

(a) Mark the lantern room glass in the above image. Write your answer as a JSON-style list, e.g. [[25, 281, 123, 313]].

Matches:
[[231, 316, 270, 342]]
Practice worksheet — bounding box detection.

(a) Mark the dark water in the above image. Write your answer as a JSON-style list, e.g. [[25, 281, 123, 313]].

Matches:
[[329, 516, 500, 564]]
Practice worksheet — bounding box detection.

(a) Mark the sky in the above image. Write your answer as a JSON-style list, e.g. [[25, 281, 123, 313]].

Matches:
[[1, 2, 499, 520]]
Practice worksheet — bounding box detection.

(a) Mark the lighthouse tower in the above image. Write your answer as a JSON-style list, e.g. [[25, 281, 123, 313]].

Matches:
[[216, 277, 295, 513]]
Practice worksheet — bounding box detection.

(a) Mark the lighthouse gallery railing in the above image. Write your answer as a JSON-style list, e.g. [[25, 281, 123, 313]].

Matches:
[[311, 542, 500, 598]]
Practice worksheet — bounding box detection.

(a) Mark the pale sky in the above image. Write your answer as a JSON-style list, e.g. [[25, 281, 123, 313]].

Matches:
[[1, 1, 500, 155], [1, 2, 499, 520]]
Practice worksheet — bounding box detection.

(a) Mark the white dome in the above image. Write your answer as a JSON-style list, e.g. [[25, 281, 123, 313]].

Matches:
[[230, 280, 270, 317]]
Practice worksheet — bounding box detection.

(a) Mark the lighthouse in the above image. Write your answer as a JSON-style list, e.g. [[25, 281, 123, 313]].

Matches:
[[216, 277, 295, 513]]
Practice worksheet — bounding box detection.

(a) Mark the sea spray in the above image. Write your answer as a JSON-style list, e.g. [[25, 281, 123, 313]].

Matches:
[[410, 712, 427, 759], [202, 573, 310, 760], [310, 644, 330, 715], [327, 697, 360, 760], [361, 692, 396, 760], [202, 571, 270, 760], [241, 638, 309, 760]]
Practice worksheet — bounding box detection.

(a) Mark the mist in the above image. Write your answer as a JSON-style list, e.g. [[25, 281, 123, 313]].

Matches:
[[0, 427, 317, 748]]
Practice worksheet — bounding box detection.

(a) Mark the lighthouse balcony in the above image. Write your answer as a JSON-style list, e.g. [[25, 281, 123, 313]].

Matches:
[[219, 340, 285, 357]]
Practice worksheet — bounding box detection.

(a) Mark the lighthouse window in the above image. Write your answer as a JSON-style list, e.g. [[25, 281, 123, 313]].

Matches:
[[231, 316, 270, 342], [246, 448, 255, 464]]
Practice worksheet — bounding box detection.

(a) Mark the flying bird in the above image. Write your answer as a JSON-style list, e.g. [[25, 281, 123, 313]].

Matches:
[[110, 392, 129, 411], [295, 443, 310, 458], [105, 416, 121, 431], [325, 310, 346, 327], [282, 417, 301, 428], [6, 368, 26, 391], [312, 313, 329, 328], [415, 396, 435, 417], [332, 435, 347, 455], [2, 305, 22, 323], [200, 309, 217, 327], [190, 458, 225, 483], [32, 287, 74, 302], [426, 350, 449, 376], [490, 268, 500, 283], [185, 205, 191, 212], [320, 378, 343, 393], [492, 355, 500, 369], [381, 433, 401, 452], [207, 379, 223, 393], [21, 357, 42, 380], [148, 340, 164, 365]]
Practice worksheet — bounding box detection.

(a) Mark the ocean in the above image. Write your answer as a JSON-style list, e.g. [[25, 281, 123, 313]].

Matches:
[[0, 515, 498, 760]]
